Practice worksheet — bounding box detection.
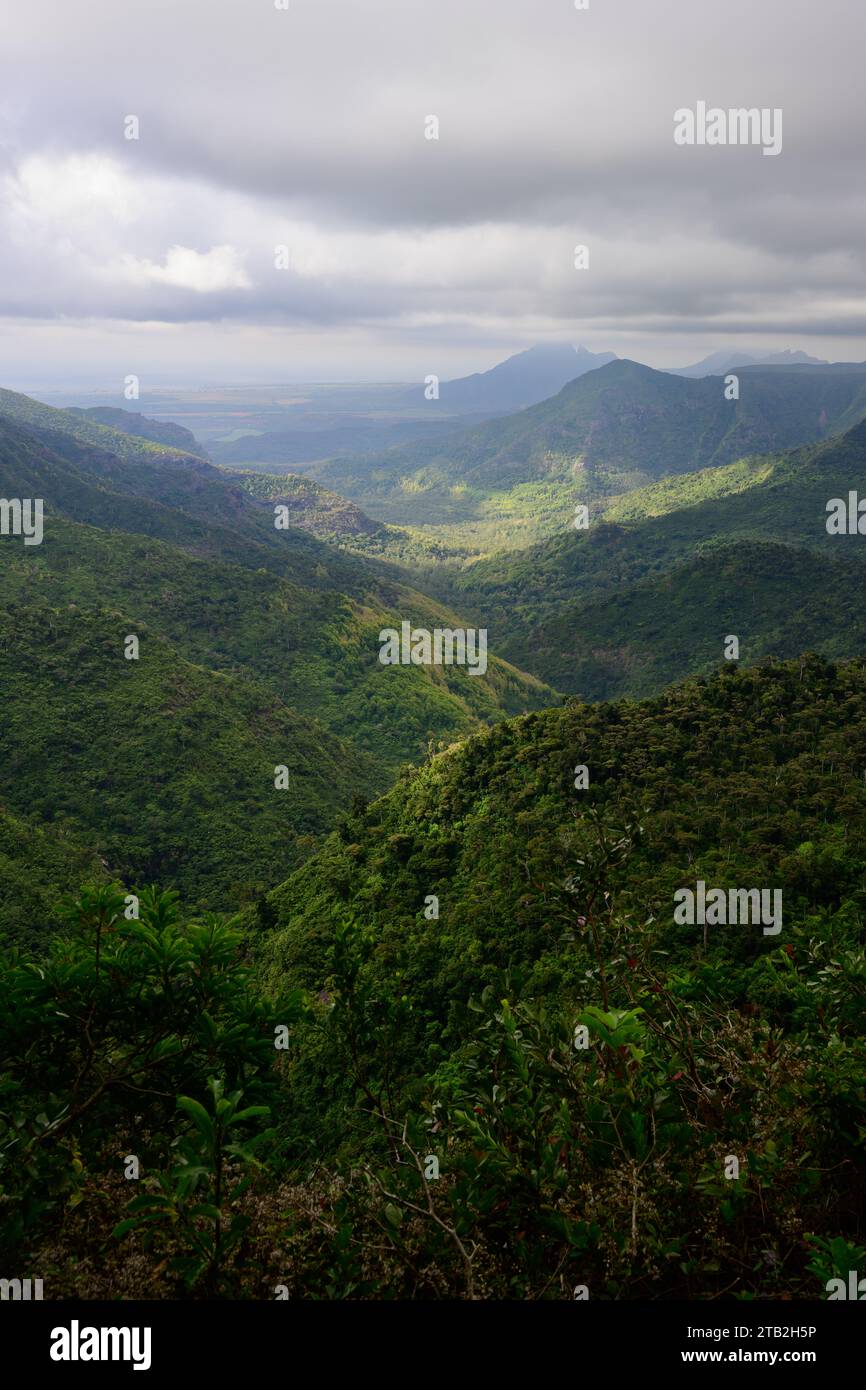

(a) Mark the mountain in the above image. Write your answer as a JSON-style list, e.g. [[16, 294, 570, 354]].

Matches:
[[65, 405, 210, 458], [0, 389, 291, 563], [224, 470, 390, 539], [0, 385, 458, 577], [0, 804, 105, 950], [4, 382, 865, 1301], [0, 386, 205, 466], [672, 349, 829, 377], [501, 540, 866, 699], [0, 602, 377, 912], [448, 419, 866, 695], [238, 653, 865, 1298], [304, 359, 866, 554], [0, 392, 556, 923], [396, 342, 617, 414], [0, 506, 554, 769], [9, 655, 864, 1299], [260, 651, 866, 1014], [0, 407, 348, 586]]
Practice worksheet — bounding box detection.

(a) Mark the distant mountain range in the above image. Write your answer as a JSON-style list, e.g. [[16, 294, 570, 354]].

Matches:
[[671, 348, 829, 377], [206, 344, 619, 473], [300, 359, 866, 555], [64, 347, 845, 488], [9, 351, 866, 782], [210, 356, 866, 713], [396, 342, 618, 413]]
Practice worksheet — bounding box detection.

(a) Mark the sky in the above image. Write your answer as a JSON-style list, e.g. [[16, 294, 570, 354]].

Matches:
[[0, 0, 864, 389]]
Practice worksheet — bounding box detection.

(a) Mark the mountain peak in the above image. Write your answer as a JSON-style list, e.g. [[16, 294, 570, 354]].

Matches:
[[402, 343, 617, 413]]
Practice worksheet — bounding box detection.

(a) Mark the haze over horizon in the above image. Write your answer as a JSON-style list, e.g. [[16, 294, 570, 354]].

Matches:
[[23, 343, 862, 408]]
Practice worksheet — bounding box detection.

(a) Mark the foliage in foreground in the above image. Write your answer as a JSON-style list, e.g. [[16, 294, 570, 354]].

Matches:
[[2, 653, 865, 1300]]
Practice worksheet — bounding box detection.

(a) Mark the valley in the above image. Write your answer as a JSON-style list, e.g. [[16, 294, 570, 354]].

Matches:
[[2, 0, 863, 1326], [2, 346, 866, 1305]]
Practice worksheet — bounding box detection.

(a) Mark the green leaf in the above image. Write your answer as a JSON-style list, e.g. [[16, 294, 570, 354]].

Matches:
[[111, 1218, 139, 1239], [231, 1105, 271, 1123], [177, 1095, 214, 1140], [189, 1203, 222, 1220]]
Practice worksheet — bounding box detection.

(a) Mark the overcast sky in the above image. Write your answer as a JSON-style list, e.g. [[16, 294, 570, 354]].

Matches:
[[0, 0, 863, 388]]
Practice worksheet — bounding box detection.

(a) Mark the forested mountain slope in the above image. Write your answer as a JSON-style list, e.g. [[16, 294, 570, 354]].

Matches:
[[0, 387, 205, 465], [448, 421, 866, 693], [259, 653, 866, 1010], [0, 804, 104, 949], [66, 405, 210, 459], [0, 393, 555, 928], [0, 604, 377, 911], [304, 361, 866, 541], [4, 656, 863, 1299]]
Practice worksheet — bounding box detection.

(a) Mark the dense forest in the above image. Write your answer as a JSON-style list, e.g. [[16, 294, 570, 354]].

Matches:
[[1, 655, 864, 1299], [0, 378, 864, 1303], [2, 0, 863, 1340]]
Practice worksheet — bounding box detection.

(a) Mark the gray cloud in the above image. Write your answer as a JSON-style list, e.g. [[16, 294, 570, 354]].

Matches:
[[0, 0, 863, 382]]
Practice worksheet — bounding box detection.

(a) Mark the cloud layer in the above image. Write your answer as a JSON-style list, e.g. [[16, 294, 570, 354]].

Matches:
[[0, 0, 863, 383]]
